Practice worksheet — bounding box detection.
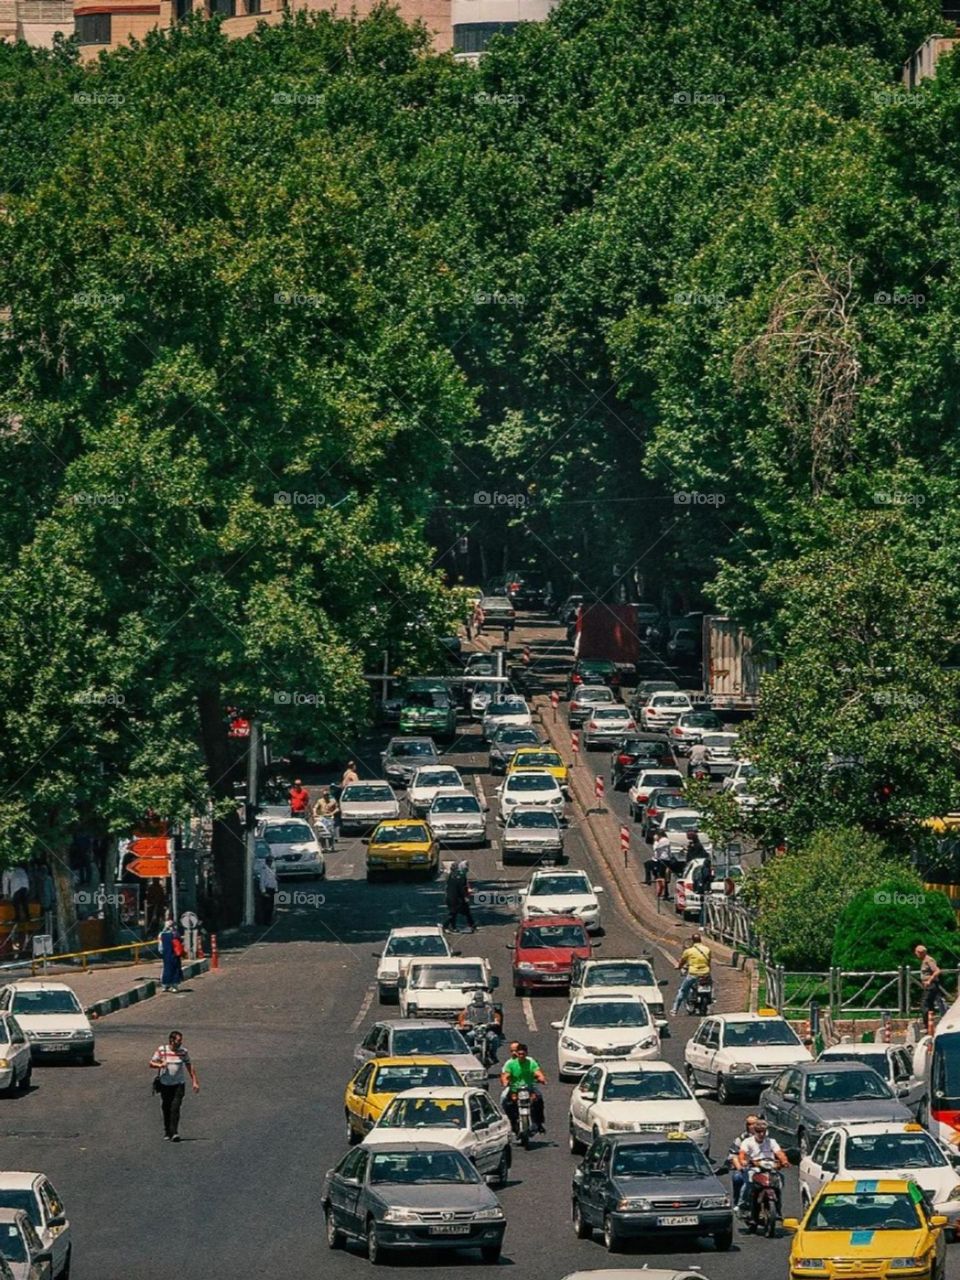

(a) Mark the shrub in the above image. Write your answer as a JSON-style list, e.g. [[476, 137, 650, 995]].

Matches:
[[831, 873, 958, 973]]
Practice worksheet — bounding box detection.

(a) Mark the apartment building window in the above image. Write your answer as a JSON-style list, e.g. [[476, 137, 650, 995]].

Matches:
[[247, 0, 261, 13], [452, 22, 516, 53], [211, 0, 235, 14], [76, 11, 111, 42], [175, 0, 192, 19]]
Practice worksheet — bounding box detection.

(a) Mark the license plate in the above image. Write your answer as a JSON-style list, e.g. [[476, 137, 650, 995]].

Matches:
[[429, 1224, 471, 1236], [539, 974, 566, 982], [43, 1045, 70, 1052], [657, 1214, 699, 1226]]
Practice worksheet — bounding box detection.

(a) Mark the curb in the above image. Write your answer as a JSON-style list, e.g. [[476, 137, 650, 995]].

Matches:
[[85, 958, 210, 1020]]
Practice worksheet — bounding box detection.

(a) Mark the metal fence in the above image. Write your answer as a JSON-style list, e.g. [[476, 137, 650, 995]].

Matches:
[[704, 898, 757, 954], [762, 962, 960, 1017]]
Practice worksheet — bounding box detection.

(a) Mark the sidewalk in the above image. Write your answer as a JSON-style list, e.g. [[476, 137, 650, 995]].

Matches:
[[10, 957, 211, 1019]]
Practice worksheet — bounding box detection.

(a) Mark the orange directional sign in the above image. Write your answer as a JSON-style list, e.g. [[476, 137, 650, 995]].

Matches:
[[129, 835, 173, 859], [127, 857, 170, 879]]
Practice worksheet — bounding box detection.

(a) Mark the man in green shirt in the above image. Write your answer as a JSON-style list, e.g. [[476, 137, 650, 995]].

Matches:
[[500, 1043, 547, 1136]]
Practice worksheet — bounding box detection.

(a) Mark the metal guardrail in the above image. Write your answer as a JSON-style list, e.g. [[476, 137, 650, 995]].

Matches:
[[27, 939, 157, 976], [761, 962, 960, 1017], [704, 898, 756, 954]]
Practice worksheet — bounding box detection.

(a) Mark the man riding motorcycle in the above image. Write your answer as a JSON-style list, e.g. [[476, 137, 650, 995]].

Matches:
[[500, 1043, 546, 1137], [737, 1118, 788, 1230], [671, 932, 711, 1015], [457, 990, 503, 1063], [727, 1114, 758, 1209]]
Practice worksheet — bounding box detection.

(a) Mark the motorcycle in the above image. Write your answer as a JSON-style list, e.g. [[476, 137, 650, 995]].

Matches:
[[462, 1018, 501, 1068], [684, 973, 714, 1016], [514, 1085, 532, 1148], [745, 1159, 783, 1237]]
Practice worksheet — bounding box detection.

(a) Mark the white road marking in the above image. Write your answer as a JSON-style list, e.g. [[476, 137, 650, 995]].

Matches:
[[351, 984, 376, 1031], [522, 998, 537, 1031]]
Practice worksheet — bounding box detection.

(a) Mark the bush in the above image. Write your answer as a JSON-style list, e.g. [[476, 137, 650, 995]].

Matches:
[[831, 873, 959, 973], [745, 826, 908, 969]]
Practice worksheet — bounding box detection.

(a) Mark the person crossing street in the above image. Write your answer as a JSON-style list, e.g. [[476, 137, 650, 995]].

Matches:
[[443, 860, 476, 933], [149, 1030, 199, 1142]]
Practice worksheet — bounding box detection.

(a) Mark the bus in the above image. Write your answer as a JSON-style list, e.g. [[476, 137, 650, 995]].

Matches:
[[914, 995, 960, 1145]]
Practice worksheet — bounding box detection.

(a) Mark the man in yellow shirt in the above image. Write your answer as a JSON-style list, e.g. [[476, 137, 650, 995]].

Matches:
[[672, 932, 712, 1015]]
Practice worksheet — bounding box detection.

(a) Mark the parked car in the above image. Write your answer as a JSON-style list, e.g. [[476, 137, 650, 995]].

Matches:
[[256, 816, 326, 879], [570, 957, 668, 1028], [700, 732, 740, 779], [495, 772, 565, 823], [501, 809, 564, 865], [364, 820, 438, 880], [648, 811, 708, 858], [374, 927, 450, 1004], [666, 626, 700, 663], [467, 681, 501, 720], [481, 697, 532, 740], [510, 916, 593, 996], [569, 685, 617, 727], [639, 787, 688, 840], [322, 1143, 506, 1264], [570, 1133, 733, 1253], [583, 706, 637, 750], [407, 765, 464, 816], [339, 781, 401, 835], [669, 710, 723, 756], [426, 791, 486, 846], [0, 1175, 68, 1280], [344, 1059, 466, 1143], [568, 1060, 709, 1152], [488, 725, 541, 775], [0, 1208, 52, 1280], [558, 595, 584, 626], [684, 1011, 813, 1103], [502, 571, 548, 610], [551, 997, 660, 1078], [672, 852, 723, 917], [398, 957, 497, 1020], [353, 1020, 487, 1088], [566, 659, 621, 697], [380, 737, 440, 789], [720, 760, 757, 792], [363, 1088, 512, 1186], [627, 770, 685, 820], [476, 597, 516, 632], [519, 869, 603, 932], [0, 984, 94, 1066], [640, 692, 694, 731], [609, 735, 676, 789], [759, 1061, 913, 1156]]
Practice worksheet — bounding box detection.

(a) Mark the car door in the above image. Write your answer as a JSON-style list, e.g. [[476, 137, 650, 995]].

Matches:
[[329, 1149, 364, 1235], [479, 1091, 511, 1157], [468, 1093, 498, 1173], [685, 1022, 708, 1083], [7, 1018, 29, 1083], [344, 1150, 370, 1236], [572, 1068, 603, 1137], [801, 1131, 838, 1205], [775, 1069, 804, 1145], [355, 1026, 381, 1067], [762, 1069, 794, 1142], [579, 1139, 609, 1224], [700, 1020, 722, 1087], [346, 1063, 375, 1137], [37, 1178, 68, 1277]]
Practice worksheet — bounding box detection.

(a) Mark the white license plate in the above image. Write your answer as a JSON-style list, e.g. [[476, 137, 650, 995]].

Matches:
[[43, 1045, 70, 1052], [429, 1224, 471, 1235], [657, 1214, 699, 1227], [539, 974, 566, 981]]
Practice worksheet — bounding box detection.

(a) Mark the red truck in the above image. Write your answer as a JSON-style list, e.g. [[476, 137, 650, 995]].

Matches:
[[573, 602, 651, 673]]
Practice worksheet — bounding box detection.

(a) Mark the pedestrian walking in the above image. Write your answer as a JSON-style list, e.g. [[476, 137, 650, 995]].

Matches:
[[2, 864, 30, 923], [289, 778, 310, 819], [313, 787, 339, 851], [916, 944, 948, 1020], [159, 919, 185, 992], [149, 1030, 199, 1141], [258, 855, 278, 925], [444, 860, 476, 933], [649, 833, 673, 899], [340, 760, 360, 788]]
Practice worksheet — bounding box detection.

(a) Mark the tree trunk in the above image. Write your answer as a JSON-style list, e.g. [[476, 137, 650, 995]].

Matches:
[[52, 853, 77, 953], [197, 686, 244, 928]]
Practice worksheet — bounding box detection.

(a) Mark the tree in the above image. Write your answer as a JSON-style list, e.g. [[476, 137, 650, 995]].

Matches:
[[831, 873, 958, 973]]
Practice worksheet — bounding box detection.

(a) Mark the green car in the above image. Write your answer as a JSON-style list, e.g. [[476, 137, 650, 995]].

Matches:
[[399, 690, 457, 739]]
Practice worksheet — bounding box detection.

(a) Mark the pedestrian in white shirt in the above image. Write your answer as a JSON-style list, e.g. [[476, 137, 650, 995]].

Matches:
[[149, 1030, 199, 1141], [258, 856, 278, 924], [2, 865, 30, 923]]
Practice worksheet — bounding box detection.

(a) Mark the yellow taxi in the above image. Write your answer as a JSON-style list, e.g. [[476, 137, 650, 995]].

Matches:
[[344, 1057, 466, 1142], [507, 747, 569, 792], [365, 819, 438, 880], [784, 1178, 948, 1280], [922, 814, 960, 835]]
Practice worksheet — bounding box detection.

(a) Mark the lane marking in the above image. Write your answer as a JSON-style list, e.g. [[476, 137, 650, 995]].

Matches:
[[522, 998, 537, 1031], [351, 984, 376, 1031]]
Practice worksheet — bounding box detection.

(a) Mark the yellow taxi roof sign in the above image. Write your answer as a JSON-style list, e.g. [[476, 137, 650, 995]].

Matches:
[[667, 1131, 690, 1140], [758, 1007, 780, 1016], [904, 1123, 924, 1132]]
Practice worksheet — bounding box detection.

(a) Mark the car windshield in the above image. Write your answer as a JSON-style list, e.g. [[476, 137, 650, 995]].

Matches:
[[703, 734, 738, 749], [585, 963, 655, 988], [384, 935, 447, 957], [371, 824, 430, 844], [846, 1132, 946, 1169], [640, 774, 680, 789], [369, 1150, 478, 1185], [472, 683, 499, 697], [508, 811, 560, 829], [665, 816, 701, 833], [0, 1194, 39, 1230], [592, 708, 630, 720], [264, 823, 313, 844], [649, 792, 686, 808], [488, 701, 527, 716], [581, 662, 615, 673], [513, 751, 562, 768], [379, 1098, 468, 1129], [821, 1052, 889, 1076], [431, 796, 481, 814], [723, 1021, 802, 1048], [494, 728, 538, 745], [405, 693, 450, 709], [570, 1002, 649, 1028], [410, 965, 485, 989], [391, 742, 435, 758], [392, 1028, 469, 1056], [806, 1191, 920, 1232], [415, 771, 459, 788], [578, 689, 614, 703], [805, 1070, 893, 1102], [508, 775, 557, 792], [0, 1225, 25, 1263], [530, 874, 590, 896], [343, 785, 394, 802], [624, 741, 667, 758], [374, 1064, 462, 1092], [652, 696, 691, 707], [520, 926, 587, 949], [683, 713, 720, 728], [612, 1145, 712, 1178], [11, 990, 82, 1015], [602, 1071, 690, 1101]]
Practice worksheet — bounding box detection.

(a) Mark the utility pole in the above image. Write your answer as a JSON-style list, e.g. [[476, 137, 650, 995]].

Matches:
[[243, 719, 259, 926]]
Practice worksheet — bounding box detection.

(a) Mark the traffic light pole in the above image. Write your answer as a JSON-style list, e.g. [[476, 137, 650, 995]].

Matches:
[[243, 719, 259, 927]]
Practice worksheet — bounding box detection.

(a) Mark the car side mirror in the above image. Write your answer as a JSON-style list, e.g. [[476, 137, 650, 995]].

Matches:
[[782, 1217, 799, 1231], [591, 940, 602, 948], [550, 1021, 564, 1030], [593, 886, 604, 894], [786, 1148, 801, 1164], [506, 944, 515, 950], [931, 1214, 948, 1227], [712, 1165, 729, 1176], [361, 838, 369, 845], [48, 1216, 66, 1229], [372, 952, 382, 959]]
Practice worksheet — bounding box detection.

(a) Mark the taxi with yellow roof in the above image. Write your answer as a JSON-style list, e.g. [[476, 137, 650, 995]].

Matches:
[[784, 1178, 948, 1280], [364, 819, 438, 880], [507, 746, 569, 792], [344, 1056, 466, 1143]]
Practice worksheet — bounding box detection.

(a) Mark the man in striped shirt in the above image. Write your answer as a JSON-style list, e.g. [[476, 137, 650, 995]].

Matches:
[[149, 1030, 200, 1142]]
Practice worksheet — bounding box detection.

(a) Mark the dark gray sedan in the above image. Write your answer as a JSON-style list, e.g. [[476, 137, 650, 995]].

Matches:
[[322, 1142, 506, 1264], [759, 1060, 912, 1157], [380, 737, 439, 788]]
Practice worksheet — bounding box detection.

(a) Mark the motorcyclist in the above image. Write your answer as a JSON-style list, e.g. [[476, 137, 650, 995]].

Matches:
[[688, 741, 709, 777], [457, 990, 502, 1062], [500, 1043, 546, 1137], [313, 787, 338, 850], [671, 932, 712, 1015], [737, 1118, 788, 1230], [727, 1114, 758, 1209]]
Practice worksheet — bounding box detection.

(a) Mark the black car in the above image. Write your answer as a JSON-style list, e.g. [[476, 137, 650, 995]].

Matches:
[[610, 735, 677, 789], [572, 1133, 733, 1253], [381, 737, 440, 788], [503, 572, 548, 610], [566, 659, 621, 698], [322, 1142, 506, 1265]]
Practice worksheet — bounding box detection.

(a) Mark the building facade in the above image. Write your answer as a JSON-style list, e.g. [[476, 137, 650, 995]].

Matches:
[[0, 0, 73, 44]]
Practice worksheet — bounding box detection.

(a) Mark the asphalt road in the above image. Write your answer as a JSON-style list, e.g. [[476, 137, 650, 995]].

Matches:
[[1, 617, 956, 1280]]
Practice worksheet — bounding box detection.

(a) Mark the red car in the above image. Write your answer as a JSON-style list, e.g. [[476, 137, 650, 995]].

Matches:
[[509, 915, 593, 996]]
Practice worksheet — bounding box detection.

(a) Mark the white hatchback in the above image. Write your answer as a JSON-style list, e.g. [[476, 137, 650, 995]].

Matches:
[[0, 983, 95, 1065], [496, 772, 565, 823], [519, 869, 603, 931], [568, 1059, 710, 1153], [374, 927, 451, 1004], [408, 766, 464, 816], [0, 1173, 70, 1279], [364, 1087, 512, 1186], [627, 770, 685, 819], [640, 692, 694, 730], [551, 996, 660, 1078]]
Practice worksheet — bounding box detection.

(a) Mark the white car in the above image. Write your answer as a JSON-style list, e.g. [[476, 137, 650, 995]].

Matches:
[[398, 956, 496, 1020], [568, 685, 616, 727], [627, 770, 685, 819], [721, 760, 757, 792], [408, 765, 464, 816], [652, 810, 711, 858], [481, 697, 532, 739], [364, 1087, 512, 1185], [569, 958, 668, 1029], [496, 771, 565, 823], [684, 1011, 813, 1103], [374, 927, 451, 1004], [519, 869, 603, 931], [501, 808, 564, 865], [799, 1121, 960, 1222], [568, 1059, 710, 1153], [728, 778, 760, 813], [427, 790, 486, 846], [256, 816, 326, 878], [0, 1015, 33, 1093], [0, 1173, 70, 1279], [700, 732, 739, 778], [469, 682, 500, 719], [338, 781, 400, 835], [0, 1208, 49, 1280], [551, 996, 660, 1078], [640, 692, 694, 731], [817, 1041, 919, 1099], [582, 706, 637, 749], [0, 983, 94, 1064]]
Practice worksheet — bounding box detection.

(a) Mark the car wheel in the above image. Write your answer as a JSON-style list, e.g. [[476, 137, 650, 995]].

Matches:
[[82, 1051, 95, 1066], [493, 1146, 511, 1187], [716, 1075, 731, 1105], [377, 985, 392, 1005], [714, 1228, 733, 1252], [569, 1120, 585, 1154], [346, 1112, 359, 1146], [366, 1221, 388, 1265], [325, 1206, 345, 1250], [572, 1200, 591, 1239], [685, 1063, 696, 1089], [602, 1213, 623, 1253], [480, 1244, 502, 1263]]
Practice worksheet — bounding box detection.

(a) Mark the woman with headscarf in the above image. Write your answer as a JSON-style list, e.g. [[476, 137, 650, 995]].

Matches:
[[443, 861, 476, 933], [159, 917, 185, 992]]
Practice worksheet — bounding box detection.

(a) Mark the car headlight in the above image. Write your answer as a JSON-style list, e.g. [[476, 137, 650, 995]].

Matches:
[[560, 1037, 584, 1052], [701, 1195, 730, 1209], [517, 962, 537, 972], [616, 1197, 651, 1211], [793, 1261, 825, 1271], [410, 855, 429, 863], [948, 1184, 960, 1201], [888, 1262, 923, 1271], [473, 1207, 504, 1221], [382, 1208, 423, 1224], [0, 1059, 9, 1069], [23, 1031, 38, 1040], [729, 1062, 757, 1073], [71, 1030, 93, 1040], [634, 1036, 658, 1050]]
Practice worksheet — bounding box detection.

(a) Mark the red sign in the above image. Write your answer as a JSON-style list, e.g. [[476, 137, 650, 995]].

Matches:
[[229, 717, 250, 739], [129, 835, 173, 860], [127, 857, 170, 879]]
